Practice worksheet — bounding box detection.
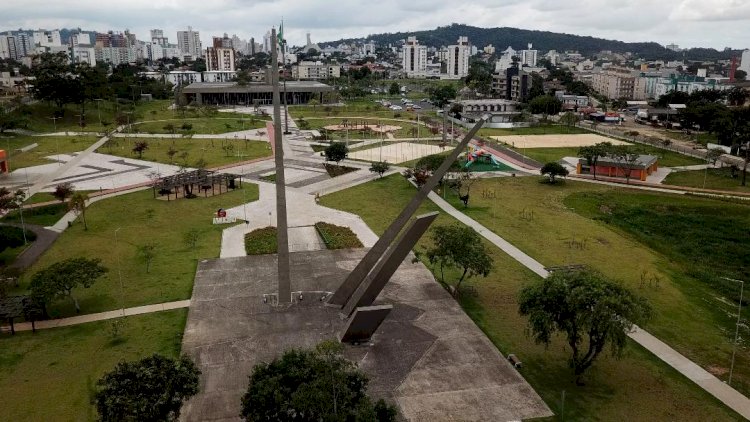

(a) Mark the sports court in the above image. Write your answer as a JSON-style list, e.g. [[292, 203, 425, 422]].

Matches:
[[347, 142, 444, 163], [490, 133, 630, 148]]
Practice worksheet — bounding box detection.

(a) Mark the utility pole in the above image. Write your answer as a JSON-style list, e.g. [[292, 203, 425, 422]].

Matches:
[[282, 38, 291, 135]]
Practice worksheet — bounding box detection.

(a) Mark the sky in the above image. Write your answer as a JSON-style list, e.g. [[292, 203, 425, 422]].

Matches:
[[1, 0, 749, 50]]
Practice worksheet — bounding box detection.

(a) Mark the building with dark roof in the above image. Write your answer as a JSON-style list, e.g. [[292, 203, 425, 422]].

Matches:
[[181, 81, 334, 105]]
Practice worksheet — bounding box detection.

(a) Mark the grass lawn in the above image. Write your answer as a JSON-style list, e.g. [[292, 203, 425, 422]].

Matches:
[[504, 144, 704, 167], [289, 104, 421, 120], [3, 202, 69, 226], [1, 135, 100, 170], [664, 167, 750, 192], [0, 309, 187, 421], [245, 227, 277, 255], [11, 186, 259, 317], [14, 101, 122, 133], [441, 177, 750, 395], [130, 117, 268, 135], [314, 222, 363, 249], [320, 174, 741, 420], [98, 137, 272, 168]]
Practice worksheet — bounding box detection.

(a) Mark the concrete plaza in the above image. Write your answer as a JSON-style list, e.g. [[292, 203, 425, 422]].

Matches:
[[180, 249, 552, 421]]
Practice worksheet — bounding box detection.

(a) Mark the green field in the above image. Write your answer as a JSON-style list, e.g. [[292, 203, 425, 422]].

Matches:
[[129, 116, 268, 135], [98, 137, 272, 168], [314, 222, 363, 249], [507, 145, 704, 167], [289, 102, 426, 120], [320, 174, 742, 420], [0, 310, 187, 421], [3, 202, 69, 226], [245, 227, 277, 255], [1, 135, 100, 170], [10, 186, 258, 317], [664, 167, 750, 192]]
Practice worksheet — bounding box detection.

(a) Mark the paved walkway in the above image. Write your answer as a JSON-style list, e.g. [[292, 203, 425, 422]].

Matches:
[[0, 223, 59, 270], [10, 300, 191, 332], [426, 188, 750, 420]]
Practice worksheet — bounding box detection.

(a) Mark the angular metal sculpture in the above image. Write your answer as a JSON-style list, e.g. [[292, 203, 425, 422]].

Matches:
[[328, 117, 487, 307], [340, 305, 393, 343], [341, 212, 438, 316], [271, 28, 291, 303]]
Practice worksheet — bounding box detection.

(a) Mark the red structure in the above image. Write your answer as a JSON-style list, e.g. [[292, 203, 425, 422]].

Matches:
[[0, 150, 7, 173], [577, 154, 659, 181], [730, 57, 739, 83]]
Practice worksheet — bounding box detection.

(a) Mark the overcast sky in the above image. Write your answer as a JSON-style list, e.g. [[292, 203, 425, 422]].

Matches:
[[1, 0, 749, 50]]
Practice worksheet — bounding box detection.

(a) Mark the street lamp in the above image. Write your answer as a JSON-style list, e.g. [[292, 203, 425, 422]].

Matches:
[[94, 98, 104, 128], [723, 277, 745, 387]]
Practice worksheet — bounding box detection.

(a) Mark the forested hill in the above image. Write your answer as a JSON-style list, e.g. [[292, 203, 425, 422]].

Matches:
[[323, 23, 738, 61]]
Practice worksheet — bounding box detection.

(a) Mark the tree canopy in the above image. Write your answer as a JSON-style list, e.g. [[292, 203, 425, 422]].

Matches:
[[29, 257, 107, 313], [540, 162, 569, 183], [240, 341, 397, 421], [429, 85, 457, 109], [528, 95, 562, 115], [518, 269, 652, 384], [425, 224, 493, 294], [324, 142, 348, 164], [95, 354, 200, 422]]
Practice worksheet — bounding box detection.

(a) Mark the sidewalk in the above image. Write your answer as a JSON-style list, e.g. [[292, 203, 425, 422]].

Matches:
[[11, 300, 191, 332], [426, 189, 750, 420]]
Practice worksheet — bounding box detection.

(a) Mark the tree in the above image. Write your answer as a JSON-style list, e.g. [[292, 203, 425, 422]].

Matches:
[[727, 86, 749, 107], [324, 142, 348, 165], [465, 59, 493, 95], [240, 340, 396, 422], [132, 141, 149, 159], [528, 95, 562, 115], [736, 69, 747, 82], [609, 145, 642, 184], [0, 102, 24, 133], [369, 161, 390, 178], [137, 243, 157, 273], [705, 147, 724, 166], [388, 82, 400, 95], [518, 269, 652, 384], [29, 257, 107, 313], [446, 169, 476, 207], [69, 192, 89, 230], [540, 162, 569, 184], [424, 224, 493, 294], [52, 182, 74, 202], [166, 145, 178, 163], [577, 142, 612, 180], [560, 111, 578, 127], [429, 85, 457, 109], [163, 123, 176, 134], [95, 354, 200, 422], [0, 187, 25, 214]]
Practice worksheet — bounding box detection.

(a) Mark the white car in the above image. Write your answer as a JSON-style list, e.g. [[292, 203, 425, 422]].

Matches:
[[390, 105, 403, 111], [412, 104, 422, 109]]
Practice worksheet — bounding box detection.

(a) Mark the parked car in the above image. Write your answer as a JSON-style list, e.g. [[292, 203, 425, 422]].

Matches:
[[390, 105, 403, 111], [412, 104, 422, 109]]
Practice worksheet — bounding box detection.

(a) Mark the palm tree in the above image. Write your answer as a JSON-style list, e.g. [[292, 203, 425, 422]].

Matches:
[[69, 192, 89, 230]]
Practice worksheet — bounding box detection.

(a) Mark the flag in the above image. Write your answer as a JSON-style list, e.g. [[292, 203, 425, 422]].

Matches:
[[277, 20, 285, 46]]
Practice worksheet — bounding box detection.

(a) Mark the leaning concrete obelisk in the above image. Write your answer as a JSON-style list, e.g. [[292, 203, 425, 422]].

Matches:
[[271, 28, 291, 303]]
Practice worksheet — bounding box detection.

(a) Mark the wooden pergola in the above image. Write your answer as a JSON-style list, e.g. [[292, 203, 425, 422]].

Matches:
[[0, 296, 43, 334], [153, 169, 242, 200]]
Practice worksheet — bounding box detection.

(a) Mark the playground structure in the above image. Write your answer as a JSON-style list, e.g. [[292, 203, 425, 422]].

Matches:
[[323, 120, 401, 134], [0, 150, 7, 173], [464, 145, 505, 170]]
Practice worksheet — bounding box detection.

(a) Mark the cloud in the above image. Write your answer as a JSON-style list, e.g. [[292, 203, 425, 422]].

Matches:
[[0, 0, 748, 49], [670, 0, 750, 21]]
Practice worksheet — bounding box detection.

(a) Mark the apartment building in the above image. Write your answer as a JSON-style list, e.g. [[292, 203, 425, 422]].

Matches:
[[445, 36, 471, 79], [592, 67, 637, 99], [0, 35, 18, 60], [33, 30, 62, 47], [177, 27, 202, 58], [206, 47, 235, 72], [492, 65, 530, 101], [402, 36, 427, 77], [292, 61, 341, 80]]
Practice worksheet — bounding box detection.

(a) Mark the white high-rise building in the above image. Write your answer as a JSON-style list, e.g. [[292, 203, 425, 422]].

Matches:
[[495, 46, 517, 72], [739, 49, 750, 75], [150, 29, 169, 46], [69, 33, 92, 47], [33, 30, 62, 47], [520, 43, 538, 67], [177, 26, 202, 58], [72, 46, 96, 66], [402, 36, 427, 77], [0, 35, 18, 60], [13, 33, 32, 58], [446, 36, 471, 79]]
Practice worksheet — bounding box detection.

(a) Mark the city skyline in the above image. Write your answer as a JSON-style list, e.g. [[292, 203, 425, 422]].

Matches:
[[0, 0, 749, 50]]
